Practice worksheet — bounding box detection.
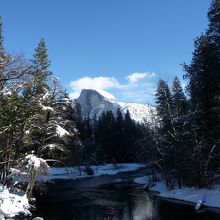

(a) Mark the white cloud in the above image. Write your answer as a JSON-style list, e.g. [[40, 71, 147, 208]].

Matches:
[[126, 73, 146, 83], [126, 72, 156, 84], [69, 76, 120, 99], [69, 71, 158, 103]]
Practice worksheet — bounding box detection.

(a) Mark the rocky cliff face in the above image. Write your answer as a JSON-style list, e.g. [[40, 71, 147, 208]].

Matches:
[[75, 89, 156, 123]]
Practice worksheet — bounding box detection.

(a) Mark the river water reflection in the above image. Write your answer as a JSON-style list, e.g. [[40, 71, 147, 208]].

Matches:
[[33, 182, 220, 220]]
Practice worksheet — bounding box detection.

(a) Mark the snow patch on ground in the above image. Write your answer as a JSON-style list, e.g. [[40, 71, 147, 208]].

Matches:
[[38, 163, 145, 181], [134, 176, 149, 185], [0, 185, 31, 219], [134, 176, 220, 209], [153, 184, 220, 209]]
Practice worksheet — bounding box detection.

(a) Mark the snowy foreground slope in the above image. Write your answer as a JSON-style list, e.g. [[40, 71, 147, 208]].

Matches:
[[134, 176, 220, 209], [75, 89, 156, 123]]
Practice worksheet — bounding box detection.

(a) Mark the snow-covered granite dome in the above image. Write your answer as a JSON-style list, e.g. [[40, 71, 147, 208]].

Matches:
[[75, 89, 156, 124]]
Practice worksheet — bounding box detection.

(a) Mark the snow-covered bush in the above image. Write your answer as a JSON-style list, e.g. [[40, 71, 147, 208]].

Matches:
[[23, 154, 49, 174], [22, 154, 50, 199]]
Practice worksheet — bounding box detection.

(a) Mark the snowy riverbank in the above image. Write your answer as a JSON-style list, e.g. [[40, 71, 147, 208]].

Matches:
[[38, 163, 145, 181], [134, 176, 220, 209]]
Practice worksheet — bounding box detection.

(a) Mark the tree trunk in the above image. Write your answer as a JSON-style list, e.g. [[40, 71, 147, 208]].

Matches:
[[26, 168, 37, 200]]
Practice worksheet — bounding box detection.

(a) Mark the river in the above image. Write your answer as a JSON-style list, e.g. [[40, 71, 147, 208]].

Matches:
[[29, 169, 220, 220]]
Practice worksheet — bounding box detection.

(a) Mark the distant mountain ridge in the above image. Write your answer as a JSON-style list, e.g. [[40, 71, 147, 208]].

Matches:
[[75, 89, 156, 123]]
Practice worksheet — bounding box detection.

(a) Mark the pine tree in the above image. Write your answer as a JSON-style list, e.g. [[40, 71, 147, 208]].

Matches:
[[171, 77, 190, 187], [21, 42, 81, 164], [184, 34, 219, 137], [31, 39, 51, 94], [114, 108, 124, 162], [154, 77, 193, 187], [183, 0, 220, 186], [0, 91, 26, 169], [23, 78, 79, 161], [0, 18, 30, 169], [155, 79, 178, 187], [155, 79, 175, 136], [123, 110, 136, 162], [116, 108, 123, 131], [0, 16, 4, 55], [100, 111, 116, 163], [172, 77, 188, 118], [207, 0, 220, 141], [51, 91, 81, 165], [207, 0, 220, 41], [33, 38, 51, 72]]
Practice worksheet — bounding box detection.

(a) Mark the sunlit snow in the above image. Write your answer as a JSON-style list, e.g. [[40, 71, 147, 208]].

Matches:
[[38, 163, 145, 181], [25, 154, 49, 170], [56, 125, 70, 137], [0, 185, 31, 219], [134, 176, 220, 209]]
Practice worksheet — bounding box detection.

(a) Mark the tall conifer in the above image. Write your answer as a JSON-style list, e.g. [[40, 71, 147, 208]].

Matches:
[[0, 17, 4, 54]]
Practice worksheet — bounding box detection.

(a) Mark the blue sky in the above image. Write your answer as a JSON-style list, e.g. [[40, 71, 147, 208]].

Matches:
[[0, 0, 211, 104]]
